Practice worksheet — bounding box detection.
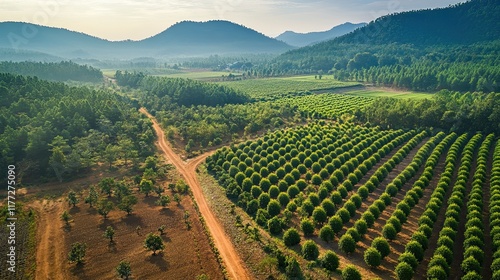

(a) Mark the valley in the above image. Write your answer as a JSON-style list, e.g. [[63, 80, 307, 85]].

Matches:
[[1, 0, 499, 279]]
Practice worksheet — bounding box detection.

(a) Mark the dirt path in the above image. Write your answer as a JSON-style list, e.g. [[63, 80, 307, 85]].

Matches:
[[140, 108, 252, 280], [32, 199, 67, 280]]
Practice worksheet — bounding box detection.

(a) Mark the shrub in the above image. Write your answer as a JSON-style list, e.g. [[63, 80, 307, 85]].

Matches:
[[346, 228, 361, 242], [369, 205, 381, 219], [419, 224, 433, 239], [362, 212, 375, 227], [428, 254, 449, 276], [329, 215, 343, 234], [312, 207, 328, 225], [268, 217, 282, 235], [283, 228, 300, 246], [321, 199, 336, 216], [300, 219, 315, 236], [267, 199, 281, 217], [355, 219, 368, 235], [437, 235, 454, 249], [393, 209, 407, 224], [364, 247, 382, 267], [386, 184, 398, 197], [439, 227, 456, 241], [319, 225, 335, 242], [372, 237, 390, 258], [302, 200, 314, 216], [398, 252, 418, 270], [350, 194, 362, 208], [338, 208, 351, 224], [339, 234, 356, 255], [278, 192, 290, 207], [462, 271, 482, 280], [405, 241, 424, 262], [302, 240, 320, 261], [411, 231, 428, 250], [344, 201, 357, 217], [427, 265, 447, 280], [387, 217, 402, 232], [358, 186, 369, 199], [464, 246, 484, 265], [461, 256, 481, 275], [341, 265, 361, 280], [321, 250, 339, 272], [434, 245, 453, 265], [382, 224, 398, 240], [331, 191, 342, 205], [395, 262, 414, 280]]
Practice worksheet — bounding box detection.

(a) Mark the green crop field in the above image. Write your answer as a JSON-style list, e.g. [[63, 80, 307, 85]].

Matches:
[[344, 89, 434, 99], [217, 76, 360, 101], [158, 71, 241, 80]]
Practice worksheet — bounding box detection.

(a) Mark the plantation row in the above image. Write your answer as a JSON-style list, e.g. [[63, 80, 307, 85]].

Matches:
[[359, 132, 456, 272], [274, 93, 373, 120], [491, 140, 500, 279]]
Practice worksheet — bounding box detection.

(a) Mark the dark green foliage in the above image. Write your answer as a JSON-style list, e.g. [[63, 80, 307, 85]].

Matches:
[[312, 207, 327, 225], [405, 241, 424, 262], [301, 240, 320, 261], [398, 252, 418, 270], [461, 256, 481, 275], [341, 265, 361, 280], [395, 262, 414, 280], [338, 208, 351, 224], [372, 237, 391, 258], [319, 225, 335, 242], [300, 219, 315, 236], [321, 199, 336, 216], [0, 61, 102, 82], [339, 234, 356, 255], [329, 215, 343, 234], [364, 247, 382, 267], [362, 212, 375, 227], [427, 265, 448, 280], [68, 242, 87, 264], [434, 245, 453, 265], [268, 217, 283, 235], [321, 250, 339, 272], [283, 228, 301, 246], [354, 219, 368, 235], [382, 224, 398, 240], [267, 199, 281, 217]]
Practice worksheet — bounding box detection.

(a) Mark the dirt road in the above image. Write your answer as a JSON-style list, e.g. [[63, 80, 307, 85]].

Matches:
[[32, 199, 67, 280], [140, 108, 251, 280]]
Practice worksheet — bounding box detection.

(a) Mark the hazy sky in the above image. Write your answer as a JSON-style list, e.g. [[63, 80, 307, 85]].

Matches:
[[1, 0, 465, 41]]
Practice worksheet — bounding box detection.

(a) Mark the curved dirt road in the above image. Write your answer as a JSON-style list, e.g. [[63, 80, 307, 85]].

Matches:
[[140, 108, 251, 280]]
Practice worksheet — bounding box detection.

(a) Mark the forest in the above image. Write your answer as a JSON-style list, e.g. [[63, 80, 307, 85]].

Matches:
[[0, 72, 155, 182], [0, 61, 103, 83]]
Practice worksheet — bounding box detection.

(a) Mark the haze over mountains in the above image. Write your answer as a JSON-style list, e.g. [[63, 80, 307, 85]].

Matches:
[[0, 20, 292, 60], [275, 22, 367, 47]]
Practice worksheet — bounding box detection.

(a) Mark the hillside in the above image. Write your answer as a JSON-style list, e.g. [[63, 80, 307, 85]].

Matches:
[[266, 0, 500, 92], [0, 20, 292, 59], [140, 20, 293, 55], [276, 22, 366, 47]]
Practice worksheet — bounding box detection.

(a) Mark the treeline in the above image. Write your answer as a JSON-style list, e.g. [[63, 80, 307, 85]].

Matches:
[[117, 71, 298, 152], [360, 90, 500, 134], [116, 71, 251, 106], [154, 103, 297, 150], [0, 61, 103, 83], [0, 73, 155, 182], [266, 42, 500, 92]]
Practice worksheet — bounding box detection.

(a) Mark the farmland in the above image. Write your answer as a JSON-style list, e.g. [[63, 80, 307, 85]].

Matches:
[[206, 119, 499, 279], [217, 75, 360, 101]]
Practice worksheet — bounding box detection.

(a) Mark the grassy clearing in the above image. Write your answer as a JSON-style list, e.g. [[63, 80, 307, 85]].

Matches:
[[345, 89, 434, 99], [163, 71, 241, 80], [217, 75, 360, 100]]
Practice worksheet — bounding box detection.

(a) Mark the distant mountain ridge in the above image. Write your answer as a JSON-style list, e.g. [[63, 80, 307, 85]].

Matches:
[[334, 0, 499, 45], [276, 22, 367, 47], [0, 20, 293, 59]]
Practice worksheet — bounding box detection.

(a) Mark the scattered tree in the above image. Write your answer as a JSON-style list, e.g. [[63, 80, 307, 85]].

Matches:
[[118, 195, 138, 215], [116, 260, 132, 279], [104, 226, 115, 243], [67, 190, 79, 207], [144, 233, 165, 255], [68, 242, 87, 264]]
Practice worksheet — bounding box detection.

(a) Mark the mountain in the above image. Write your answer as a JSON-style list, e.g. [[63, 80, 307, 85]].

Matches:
[[0, 20, 293, 60], [334, 0, 499, 45], [275, 22, 366, 47], [140, 20, 293, 56]]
